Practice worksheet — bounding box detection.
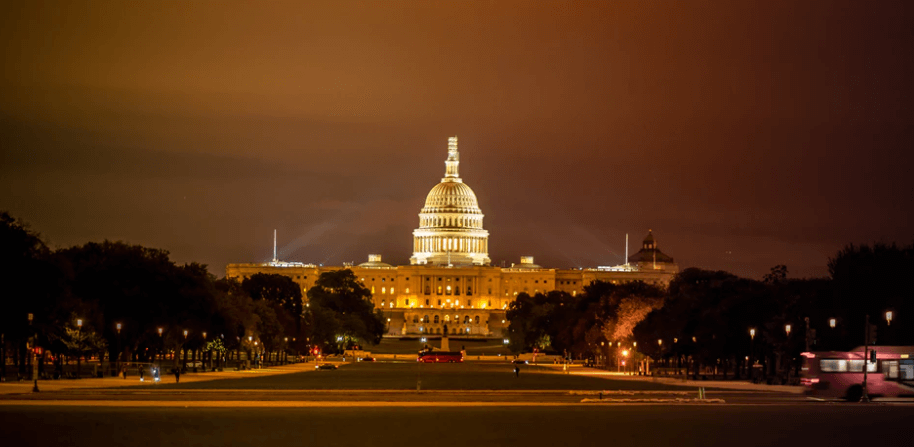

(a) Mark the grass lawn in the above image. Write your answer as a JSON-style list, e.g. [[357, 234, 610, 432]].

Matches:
[[142, 361, 687, 391]]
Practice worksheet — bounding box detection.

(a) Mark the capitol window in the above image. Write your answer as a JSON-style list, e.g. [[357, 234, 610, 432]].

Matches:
[[423, 315, 429, 323], [434, 315, 439, 323], [413, 315, 418, 323], [405, 299, 409, 306], [467, 287, 472, 295], [475, 316, 480, 324]]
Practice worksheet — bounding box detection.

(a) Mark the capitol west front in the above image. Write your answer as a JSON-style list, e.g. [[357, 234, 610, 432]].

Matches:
[[227, 137, 678, 337]]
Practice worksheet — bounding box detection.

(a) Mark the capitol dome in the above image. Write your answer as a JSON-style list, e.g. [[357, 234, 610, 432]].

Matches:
[[410, 137, 491, 266]]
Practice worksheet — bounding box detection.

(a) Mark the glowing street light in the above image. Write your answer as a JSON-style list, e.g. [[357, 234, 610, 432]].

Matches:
[[77, 319, 83, 328], [785, 324, 792, 336], [158, 327, 163, 336], [658, 339, 662, 346], [749, 328, 756, 340], [829, 318, 836, 328], [622, 350, 629, 357], [116, 323, 122, 333], [886, 311, 893, 326]]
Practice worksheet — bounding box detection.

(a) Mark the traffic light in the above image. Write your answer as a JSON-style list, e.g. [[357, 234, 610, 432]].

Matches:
[[867, 323, 878, 345]]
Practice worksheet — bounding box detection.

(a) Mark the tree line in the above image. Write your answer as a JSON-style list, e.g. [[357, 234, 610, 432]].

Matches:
[[0, 212, 384, 378], [507, 244, 913, 382]]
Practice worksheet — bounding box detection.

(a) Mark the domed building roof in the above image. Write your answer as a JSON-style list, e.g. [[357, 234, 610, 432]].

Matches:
[[422, 181, 482, 213], [358, 254, 392, 268], [410, 137, 491, 266]]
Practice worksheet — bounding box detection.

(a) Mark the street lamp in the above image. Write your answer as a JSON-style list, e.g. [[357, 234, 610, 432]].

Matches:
[[76, 318, 83, 379], [749, 328, 756, 340], [829, 318, 836, 329], [157, 327, 163, 365], [28, 313, 38, 392], [785, 324, 792, 336], [886, 311, 893, 326], [115, 322, 122, 376]]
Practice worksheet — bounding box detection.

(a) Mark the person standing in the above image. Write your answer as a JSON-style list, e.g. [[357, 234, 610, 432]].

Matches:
[[174, 367, 180, 383]]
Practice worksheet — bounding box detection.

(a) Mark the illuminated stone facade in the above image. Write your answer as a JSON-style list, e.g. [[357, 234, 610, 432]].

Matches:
[[226, 137, 679, 337]]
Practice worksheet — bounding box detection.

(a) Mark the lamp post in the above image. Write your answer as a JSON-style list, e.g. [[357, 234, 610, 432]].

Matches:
[[29, 313, 38, 392], [115, 323, 122, 376], [749, 328, 755, 379], [182, 330, 188, 371], [202, 332, 207, 371], [76, 318, 83, 379], [157, 327, 163, 366], [657, 339, 663, 372]]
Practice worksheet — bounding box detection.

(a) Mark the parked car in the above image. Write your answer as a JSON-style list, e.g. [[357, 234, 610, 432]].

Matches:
[[512, 359, 528, 365], [359, 357, 376, 362], [315, 363, 338, 370]]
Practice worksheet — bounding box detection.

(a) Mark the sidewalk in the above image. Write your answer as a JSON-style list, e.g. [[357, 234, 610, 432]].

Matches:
[[539, 365, 804, 394], [0, 362, 315, 395]]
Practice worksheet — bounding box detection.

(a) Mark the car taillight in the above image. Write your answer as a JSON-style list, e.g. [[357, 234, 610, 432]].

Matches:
[[800, 378, 819, 386]]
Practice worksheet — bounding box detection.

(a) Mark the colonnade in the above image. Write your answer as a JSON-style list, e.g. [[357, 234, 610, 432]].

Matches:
[[414, 235, 488, 253]]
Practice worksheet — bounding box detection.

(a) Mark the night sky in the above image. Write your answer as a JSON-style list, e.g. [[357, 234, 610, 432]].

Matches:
[[2, 1, 912, 279]]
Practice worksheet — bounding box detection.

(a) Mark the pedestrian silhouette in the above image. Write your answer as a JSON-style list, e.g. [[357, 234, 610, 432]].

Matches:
[[514, 366, 520, 377], [174, 367, 181, 383]]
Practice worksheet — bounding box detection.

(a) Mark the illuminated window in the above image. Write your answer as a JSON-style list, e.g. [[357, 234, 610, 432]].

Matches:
[[389, 302, 393, 308], [371, 286, 375, 293], [437, 286, 443, 295], [391, 288, 395, 294], [381, 300, 385, 307], [382, 287, 386, 294], [446, 286, 452, 295]]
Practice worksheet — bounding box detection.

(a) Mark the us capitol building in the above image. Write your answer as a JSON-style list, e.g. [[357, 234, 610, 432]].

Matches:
[[227, 137, 678, 338]]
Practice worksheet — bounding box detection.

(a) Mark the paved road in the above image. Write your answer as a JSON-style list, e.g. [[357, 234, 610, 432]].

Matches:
[[2, 405, 911, 447]]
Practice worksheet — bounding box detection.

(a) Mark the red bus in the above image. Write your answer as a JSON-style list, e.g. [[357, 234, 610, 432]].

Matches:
[[801, 346, 914, 401], [417, 351, 464, 363]]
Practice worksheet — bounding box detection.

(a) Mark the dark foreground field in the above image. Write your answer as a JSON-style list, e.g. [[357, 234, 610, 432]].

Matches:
[[2, 405, 910, 447]]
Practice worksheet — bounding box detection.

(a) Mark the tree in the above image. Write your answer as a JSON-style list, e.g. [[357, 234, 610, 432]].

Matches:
[[0, 212, 70, 377], [241, 273, 303, 323], [305, 269, 384, 352]]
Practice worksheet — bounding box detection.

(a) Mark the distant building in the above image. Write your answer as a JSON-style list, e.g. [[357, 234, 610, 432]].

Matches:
[[226, 137, 678, 337]]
